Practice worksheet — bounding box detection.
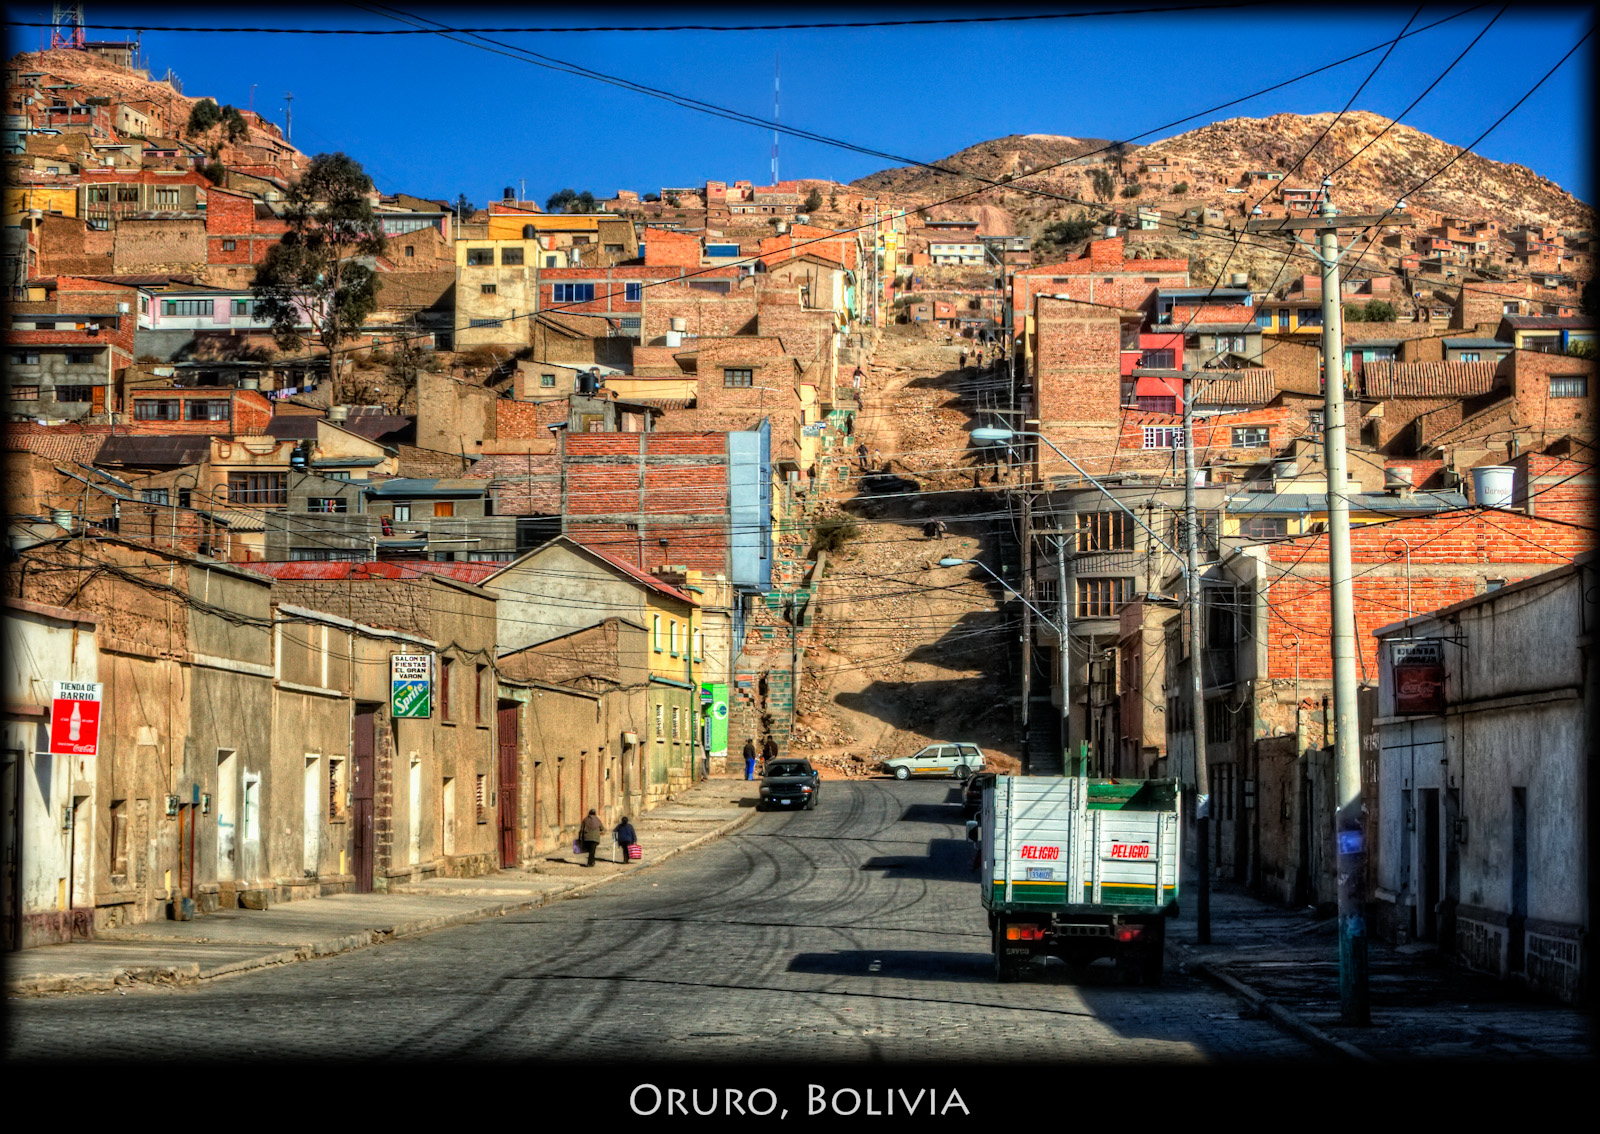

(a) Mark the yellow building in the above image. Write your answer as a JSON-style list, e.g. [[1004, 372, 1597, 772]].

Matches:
[[4, 184, 78, 221], [453, 235, 542, 350]]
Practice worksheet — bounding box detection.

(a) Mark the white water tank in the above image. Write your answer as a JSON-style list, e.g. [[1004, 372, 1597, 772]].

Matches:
[[1471, 464, 1515, 509], [327, 404, 350, 423], [1383, 465, 1413, 491], [50, 508, 74, 530], [1229, 273, 1249, 288]]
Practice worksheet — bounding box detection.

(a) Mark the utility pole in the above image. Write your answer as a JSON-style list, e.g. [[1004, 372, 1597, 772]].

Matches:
[[1181, 368, 1211, 943], [1245, 186, 1412, 1026], [1055, 533, 1072, 777], [1019, 493, 1034, 776], [284, 92, 293, 144]]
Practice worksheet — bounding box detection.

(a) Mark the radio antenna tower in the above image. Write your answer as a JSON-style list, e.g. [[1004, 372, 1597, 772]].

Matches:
[[50, 3, 87, 50], [771, 53, 779, 186]]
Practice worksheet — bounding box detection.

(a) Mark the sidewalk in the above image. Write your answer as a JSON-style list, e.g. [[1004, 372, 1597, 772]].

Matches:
[[1166, 879, 1592, 1061], [5, 776, 756, 998]]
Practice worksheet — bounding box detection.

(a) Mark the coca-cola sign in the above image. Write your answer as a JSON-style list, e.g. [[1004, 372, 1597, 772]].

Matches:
[[1391, 640, 1445, 713]]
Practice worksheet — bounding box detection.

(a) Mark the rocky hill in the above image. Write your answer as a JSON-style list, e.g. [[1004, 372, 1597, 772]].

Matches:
[[851, 133, 1122, 200], [851, 112, 1591, 255]]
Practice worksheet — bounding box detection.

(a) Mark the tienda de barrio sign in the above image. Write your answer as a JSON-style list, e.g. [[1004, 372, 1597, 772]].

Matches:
[[50, 681, 103, 755]]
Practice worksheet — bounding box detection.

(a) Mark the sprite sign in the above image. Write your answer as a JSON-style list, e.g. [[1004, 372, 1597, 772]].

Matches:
[[391, 654, 433, 719]]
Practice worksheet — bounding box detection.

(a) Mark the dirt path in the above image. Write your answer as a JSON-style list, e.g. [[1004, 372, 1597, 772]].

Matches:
[[789, 327, 1023, 777]]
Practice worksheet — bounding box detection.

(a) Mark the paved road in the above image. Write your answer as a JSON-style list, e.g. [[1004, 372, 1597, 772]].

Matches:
[[7, 780, 1315, 1062]]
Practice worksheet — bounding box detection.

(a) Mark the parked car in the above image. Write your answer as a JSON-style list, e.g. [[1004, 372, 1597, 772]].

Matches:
[[878, 743, 987, 781], [759, 758, 821, 810], [962, 771, 996, 818]]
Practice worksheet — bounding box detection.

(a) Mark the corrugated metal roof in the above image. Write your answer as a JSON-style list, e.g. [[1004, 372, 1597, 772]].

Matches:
[[206, 508, 269, 531], [365, 477, 484, 496], [95, 434, 213, 466]]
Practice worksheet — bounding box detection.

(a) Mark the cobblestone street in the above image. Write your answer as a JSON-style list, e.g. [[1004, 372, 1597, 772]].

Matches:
[[8, 780, 1316, 1063]]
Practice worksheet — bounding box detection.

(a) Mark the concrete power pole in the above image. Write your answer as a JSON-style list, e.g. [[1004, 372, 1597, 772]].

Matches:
[[284, 92, 293, 145], [1316, 188, 1368, 1026], [1242, 184, 1415, 1024], [1181, 369, 1211, 943], [1056, 535, 1072, 776]]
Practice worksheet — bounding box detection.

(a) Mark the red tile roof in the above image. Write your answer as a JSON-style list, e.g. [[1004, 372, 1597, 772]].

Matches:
[[1361, 360, 1498, 398], [3, 424, 115, 464], [242, 561, 499, 584]]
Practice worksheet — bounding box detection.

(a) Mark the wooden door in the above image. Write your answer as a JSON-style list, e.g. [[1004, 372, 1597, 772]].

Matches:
[[497, 703, 519, 869], [352, 705, 376, 892]]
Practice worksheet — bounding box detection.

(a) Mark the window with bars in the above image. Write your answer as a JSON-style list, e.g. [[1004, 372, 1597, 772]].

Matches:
[[1143, 426, 1182, 450], [475, 774, 487, 823], [116, 186, 139, 203], [140, 488, 169, 505], [135, 399, 181, 420], [1076, 577, 1132, 618], [1550, 376, 1588, 398], [476, 665, 486, 725], [654, 702, 664, 739], [11, 385, 40, 399], [540, 373, 556, 387], [672, 706, 681, 741], [480, 283, 497, 295], [1171, 511, 1219, 553], [1240, 515, 1288, 540], [186, 399, 230, 421], [227, 472, 286, 505], [163, 299, 213, 317], [55, 385, 92, 402], [500, 246, 524, 266], [1139, 348, 1176, 368], [466, 247, 495, 266], [441, 658, 453, 721], [1232, 426, 1269, 448], [1074, 511, 1133, 553], [154, 189, 178, 207]]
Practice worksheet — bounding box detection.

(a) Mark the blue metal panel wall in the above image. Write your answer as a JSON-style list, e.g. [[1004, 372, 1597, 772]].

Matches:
[[727, 420, 773, 593]]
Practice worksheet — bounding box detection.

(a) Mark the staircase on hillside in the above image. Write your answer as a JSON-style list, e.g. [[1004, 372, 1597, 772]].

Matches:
[[1024, 700, 1062, 776]]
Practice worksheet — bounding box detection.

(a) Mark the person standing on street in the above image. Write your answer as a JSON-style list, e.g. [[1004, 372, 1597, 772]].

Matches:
[[856, 442, 869, 472], [872, 446, 882, 471], [614, 816, 637, 864], [761, 736, 778, 773], [579, 808, 605, 867], [743, 737, 758, 780]]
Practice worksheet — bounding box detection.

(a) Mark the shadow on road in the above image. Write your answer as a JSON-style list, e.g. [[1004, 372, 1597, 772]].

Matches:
[[861, 838, 975, 881], [785, 948, 991, 984], [897, 801, 963, 825]]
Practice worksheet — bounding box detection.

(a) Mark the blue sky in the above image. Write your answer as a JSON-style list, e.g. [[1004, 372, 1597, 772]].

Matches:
[[9, 4, 1594, 207]]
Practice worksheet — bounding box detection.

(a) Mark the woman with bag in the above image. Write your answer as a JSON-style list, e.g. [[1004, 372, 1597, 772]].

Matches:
[[614, 816, 637, 864], [579, 809, 605, 867]]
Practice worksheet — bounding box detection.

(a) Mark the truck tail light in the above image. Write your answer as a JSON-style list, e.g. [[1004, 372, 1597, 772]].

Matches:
[[1005, 924, 1046, 941], [1115, 924, 1145, 943]]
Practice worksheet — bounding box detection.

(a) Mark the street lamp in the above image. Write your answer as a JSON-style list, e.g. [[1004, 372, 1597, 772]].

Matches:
[[936, 557, 1057, 631]]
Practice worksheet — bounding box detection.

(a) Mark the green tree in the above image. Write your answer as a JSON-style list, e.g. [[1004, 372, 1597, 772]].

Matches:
[[642, 192, 661, 202], [250, 153, 387, 400], [1090, 169, 1115, 203], [1362, 299, 1396, 323], [1343, 303, 1367, 323], [803, 187, 824, 213], [187, 98, 221, 134], [546, 187, 577, 212], [664, 192, 679, 208], [1039, 212, 1096, 249], [1120, 183, 1142, 199], [1172, 181, 1189, 197], [200, 161, 226, 186], [1564, 340, 1595, 359], [452, 193, 475, 217], [222, 105, 249, 142]]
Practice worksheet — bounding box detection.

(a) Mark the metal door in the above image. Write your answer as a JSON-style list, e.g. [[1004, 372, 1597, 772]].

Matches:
[[497, 703, 519, 869], [1420, 789, 1440, 941], [352, 705, 376, 892]]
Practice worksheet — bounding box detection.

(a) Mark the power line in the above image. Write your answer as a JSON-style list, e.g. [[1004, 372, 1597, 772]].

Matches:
[[12, 5, 1283, 36]]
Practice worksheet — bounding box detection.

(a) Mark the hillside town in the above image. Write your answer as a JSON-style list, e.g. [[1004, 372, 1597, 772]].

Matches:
[[4, 15, 1594, 1065]]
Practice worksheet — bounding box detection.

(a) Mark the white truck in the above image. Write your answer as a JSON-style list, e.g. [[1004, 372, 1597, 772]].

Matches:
[[979, 774, 1181, 984]]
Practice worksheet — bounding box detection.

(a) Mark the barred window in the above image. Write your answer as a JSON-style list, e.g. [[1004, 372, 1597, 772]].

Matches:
[[55, 385, 93, 402], [163, 299, 212, 317], [1232, 426, 1269, 448], [500, 247, 524, 266], [185, 399, 230, 421], [672, 706, 681, 740], [654, 702, 665, 739], [1076, 577, 1132, 618], [226, 472, 286, 505], [1240, 516, 1288, 541], [1549, 376, 1587, 398], [1074, 511, 1133, 553], [135, 398, 181, 421], [1143, 426, 1181, 449], [475, 774, 487, 823]]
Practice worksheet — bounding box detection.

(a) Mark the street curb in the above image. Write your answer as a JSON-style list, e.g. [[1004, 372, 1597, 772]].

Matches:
[[1190, 959, 1377, 1063], [6, 797, 757, 999]]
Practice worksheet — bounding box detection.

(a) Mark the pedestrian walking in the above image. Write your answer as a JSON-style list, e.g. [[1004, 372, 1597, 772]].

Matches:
[[761, 736, 778, 772], [856, 442, 869, 472], [743, 737, 758, 780], [852, 366, 864, 399], [959, 350, 967, 371], [579, 808, 605, 867], [872, 446, 882, 470], [613, 816, 637, 864]]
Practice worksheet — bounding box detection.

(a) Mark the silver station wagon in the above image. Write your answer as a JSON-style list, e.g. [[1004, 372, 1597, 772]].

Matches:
[[879, 742, 987, 781]]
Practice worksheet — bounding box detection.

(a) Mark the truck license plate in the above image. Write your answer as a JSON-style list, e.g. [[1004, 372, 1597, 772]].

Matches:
[[1027, 867, 1054, 881]]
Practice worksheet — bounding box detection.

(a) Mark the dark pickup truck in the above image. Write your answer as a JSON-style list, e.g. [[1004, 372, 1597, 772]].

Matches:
[[758, 758, 821, 811]]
